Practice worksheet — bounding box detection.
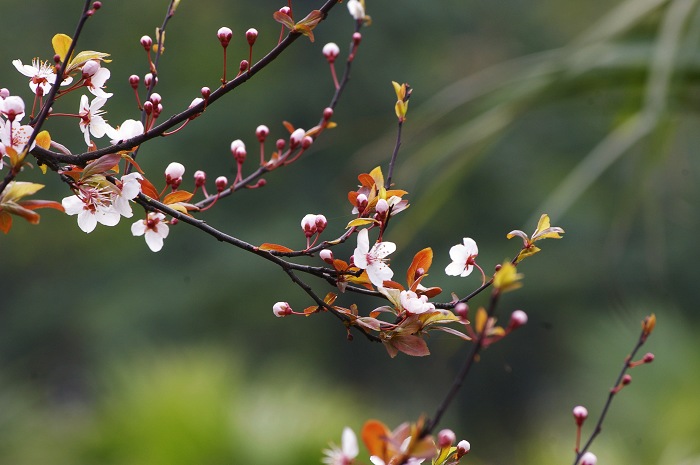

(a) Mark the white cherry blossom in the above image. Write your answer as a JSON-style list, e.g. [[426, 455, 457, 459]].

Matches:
[[12, 58, 73, 96], [353, 228, 396, 287], [132, 212, 170, 252], [78, 95, 116, 146], [322, 427, 358, 465], [445, 237, 479, 277]]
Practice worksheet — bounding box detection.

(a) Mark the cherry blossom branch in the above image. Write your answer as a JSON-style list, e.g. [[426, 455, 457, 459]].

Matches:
[[30, 0, 341, 166], [573, 317, 655, 464]]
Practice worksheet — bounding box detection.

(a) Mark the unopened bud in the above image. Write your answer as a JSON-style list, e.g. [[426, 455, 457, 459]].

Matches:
[[144, 73, 157, 87], [279, 6, 291, 16], [276, 138, 286, 151], [217, 26, 233, 47], [375, 198, 389, 215], [579, 452, 597, 465], [301, 214, 318, 237], [230, 140, 246, 163], [165, 162, 185, 186], [509, 309, 528, 329], [643, 352, 655, 363], [273, 301, 293, 317], [323, 107, 334, 121], [150, 93, 162, 105], [352, 32, 362, 45], [573, 406, 588, 426], [437, 429, 456, 448], [189, 97, 204, 110], [194, 170, 206, 187], [81, 60, 100, 78], [239, 60, 249, 73], [356, 193, 368, 211], [256, 125, 270, 142], [320, 249, 334, 263], [0, 88, 10, 99], [140, 35, 153, 50], [455, 302, 468, 320], [456, 440, 471, 457], [201, 87, 211, 99], [290, 128, 305, 148], [301, 136, 313, 149], [246, 28, 258, 46], [92, 1, 102, 9], [322, 42, 340, 62], [215, 176, 228, 192], [315, 214, 327, 233], [129, 74, 140, 89]]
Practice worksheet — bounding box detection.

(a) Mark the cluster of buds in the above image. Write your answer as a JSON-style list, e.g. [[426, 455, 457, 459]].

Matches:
[[301, 213, 327, 249], [164, 162, 185, 189]]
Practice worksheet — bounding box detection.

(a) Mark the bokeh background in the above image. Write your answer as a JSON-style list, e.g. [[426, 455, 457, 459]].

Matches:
[[1, 0, 699, 464]]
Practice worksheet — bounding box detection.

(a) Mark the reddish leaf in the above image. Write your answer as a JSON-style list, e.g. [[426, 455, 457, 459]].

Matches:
[[361, 420, 391, 460], [282, 121, 295, 134], [0, 211, 12, 233], [19, 200, 65, 212], [390, 334, 430, 357], [138, 177, 160, 200], [358, 173, 375, 188], [407, 247, 433, 287], [273, 10, 294, 29], [163, 190, 194, 205], [81, 153, 121, 179], [259, 243, 294, 253]]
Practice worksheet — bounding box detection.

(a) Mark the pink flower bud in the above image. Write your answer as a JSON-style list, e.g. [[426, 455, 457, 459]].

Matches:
[[279, 6, 291, 16], [455, 302, 468, 320], [375, 198, 389, 215], [189, 97, 204, 109], [1, 96, 25, 121], [81, 60, 100, 78], [509, 309, 528, 329], [217, 26, 233, 47], [140, 35, 153, 50], [622, 374, 632, 385], [301, 214, 318, 237], [144, 73, 157, 87], [320, 249, 334, 263], [129, 74, 140, 89], [273, 301, 293, 317], [322, 42, 340, 62], [643, 352, 655, 363], [256, 125, 270, 142], [276, 138, 286, 150], [323, 107, 334, 121], [201, 87, 211, 99], [215, 176, 228, 192], [230, 140, 246, 162], [437, 429, 456, 448], [142, 101, 151, 115], [352, 32, 362, 45], [149, 93, 162, 106], [456, 440, 471, 457], [356, 193, 368, 211], [165, 162, 185, 184], [290, 128, 305, 147], [239, 60, 249, 72], [579, 452, 597, 465], [573, 406, 588, 426], [315, 214, 327, 233], [92, 1, 102, 10], [194, 170, 206, 187], [301, 136, 313, 149], [246, 28, 258, 46], [0, 88, 10, 99]]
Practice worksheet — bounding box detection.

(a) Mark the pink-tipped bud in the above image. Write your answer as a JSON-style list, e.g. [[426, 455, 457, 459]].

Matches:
[[201, 87, 211, 99], [352, 32, 362, 46], [322, 42, 340, 62], [246, 28, 258, 46], [0, 88, 10, 99], [279, 6, 291, 16], [356, 193, 368, 211], [456, 440, 471, 457], [149, 92, 162, 105], [230, 140, 246, 163], [320, 249, 334, 263], [217, 26, 233, 47], [256, 125, 270, 142], [165, 162, 185, 183], [273, 301, 293, 317], [643, 352, 655, 363], [92, 1, 102, 9], [289, 128, 305, 148], [315, 214, 327, 233], [129, 74, 140, 89], [155, 103, 163, 116], [323, 107, 334, 121], [573, 406, 588, 426], [144, 73, 157, 87], [189, 97, 204, 110], [622, 374, 632, 385], [375, 198, 389, 215], [239, 60, 249, 73], [215, 175, 228, 192], [53, 54, 61, 64], [301, 135, 313, 150], [276, 138, 286, 151], [455, 302, 468, 320], [301, 214, 318, 237], [579, 452, 597, 465], [194, 170, 206, 187], [81, 60, 100, 78], [140, 35, 153, 50], [437, 429, 456, 448], [509, 309, 528, 329]]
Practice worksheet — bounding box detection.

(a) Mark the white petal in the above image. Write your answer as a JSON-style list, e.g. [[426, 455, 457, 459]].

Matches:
[[131, 219, 146, 236], [145, 230, 164, 252], [77, 210, 97, 233], [445, 261, 466, 277], [449, 243, 468, 263], [462, 237, 478, 255], [367, 262, 393, 287], [61, 195, 84, 215], [341, 427, 358, 458], [371, 241, 396, 259]]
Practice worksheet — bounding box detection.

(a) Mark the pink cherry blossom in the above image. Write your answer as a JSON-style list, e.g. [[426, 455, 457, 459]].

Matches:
[[399, 290, 435, 315], [353, 228, 396, 287]]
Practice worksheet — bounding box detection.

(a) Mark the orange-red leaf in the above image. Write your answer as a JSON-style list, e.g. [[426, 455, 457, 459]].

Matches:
[[163, 190, 194, 205], [358, 173, 375, 188], [273, 11, 295, 30], [259, 243, 294, 253], [0, 211, 12, 233], [362, 420, 391, 460], [138, 178, 160, 199], [282, 121, 295, 134], [407, 247, 433, 287]]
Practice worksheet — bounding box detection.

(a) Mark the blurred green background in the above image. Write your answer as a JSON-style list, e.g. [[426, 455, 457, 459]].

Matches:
[[1, 0, 699, 464]]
